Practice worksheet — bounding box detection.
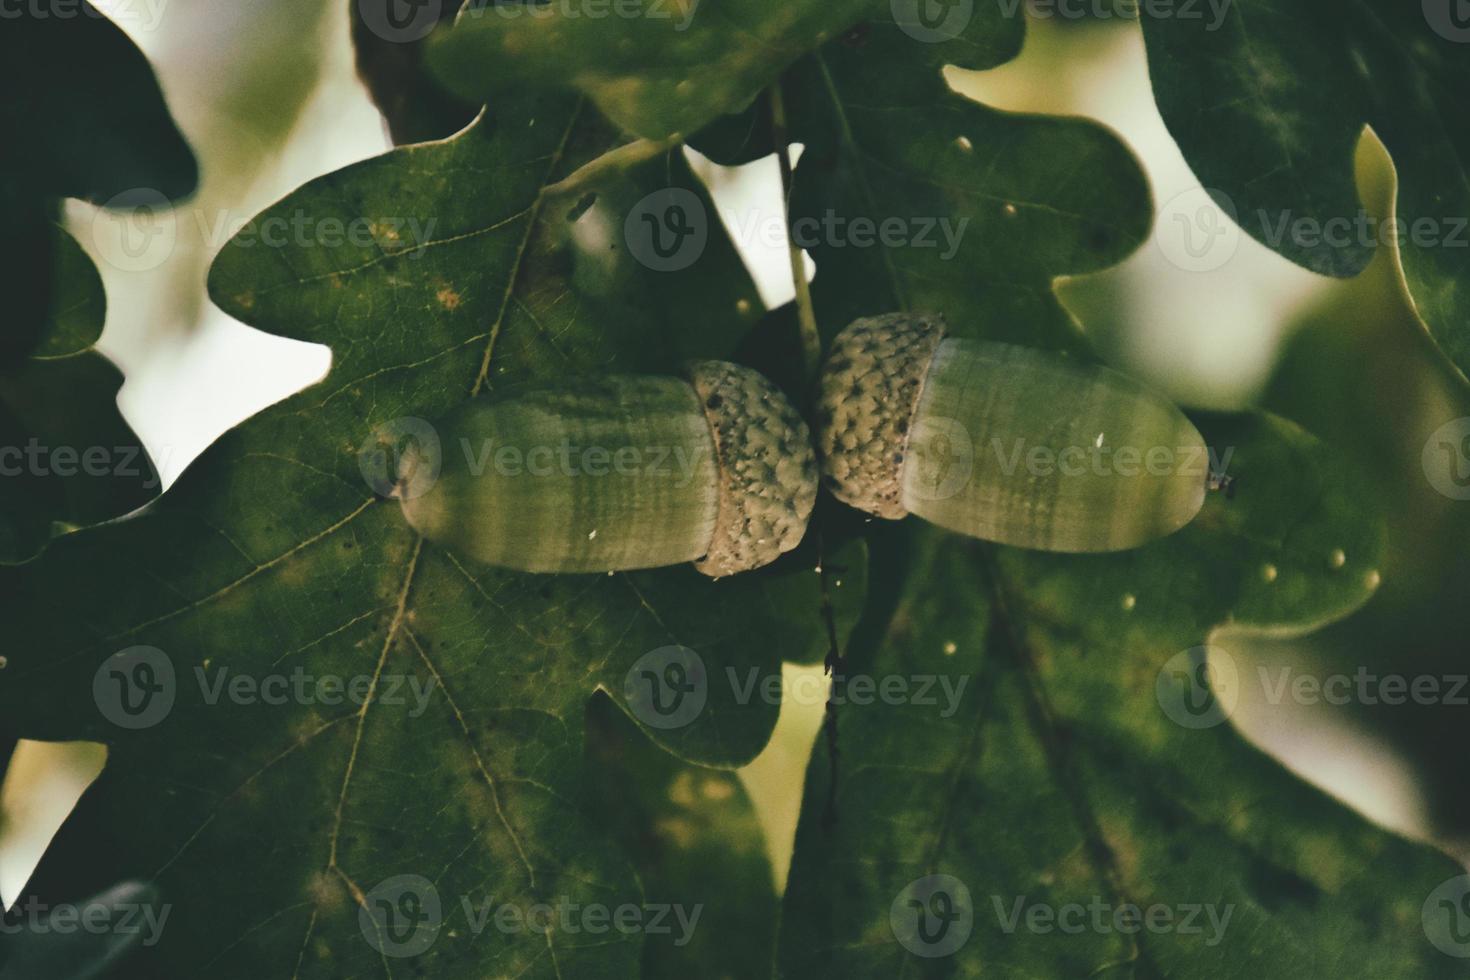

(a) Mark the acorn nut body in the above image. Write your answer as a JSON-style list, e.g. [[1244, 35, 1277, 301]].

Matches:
[[817, 314, 1207, 552], [399, 361, 817, 577]]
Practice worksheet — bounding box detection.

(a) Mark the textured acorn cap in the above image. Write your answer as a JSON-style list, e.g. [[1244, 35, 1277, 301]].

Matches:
[[689, 361, 817, 577], [816, 313, 945, 520]]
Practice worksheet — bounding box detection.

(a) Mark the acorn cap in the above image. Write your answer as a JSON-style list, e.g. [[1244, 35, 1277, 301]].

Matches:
[[689, 361, 817, 577], [816, 313, 945, 520]]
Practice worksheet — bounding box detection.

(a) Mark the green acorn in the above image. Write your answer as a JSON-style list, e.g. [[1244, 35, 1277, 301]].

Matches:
[[398, 361, 817, 577], [817, 314, 1207, 552]]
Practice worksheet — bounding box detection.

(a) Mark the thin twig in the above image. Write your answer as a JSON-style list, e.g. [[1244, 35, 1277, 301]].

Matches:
[[816, 531, 845, 829], [769, 82, 822, 381], [542, 136, 680, 200], [771, 78, 840, 822]]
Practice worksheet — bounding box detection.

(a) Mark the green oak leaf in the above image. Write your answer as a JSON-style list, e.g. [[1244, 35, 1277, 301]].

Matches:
[[0, 0, 196, 203], [586, 693, 778, 979], [427, 0, 882, 141], [0, 226, 158, 565], [782, 6, 1151, 350], [32, 225, 107, 360], [1140, 1, 1470, 382], [760, 11, 1460, 975], [0, 881, 162, 980], [2, 191, 65, 366], [0, 98, 863, 976], [350, 0, 479, 146], [781, 442, 1460, 974], [0, 2, 189, 552], [0, 1, 195, 363]]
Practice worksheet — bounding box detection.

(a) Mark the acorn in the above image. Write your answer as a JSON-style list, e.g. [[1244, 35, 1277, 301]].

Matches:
[[817, 314, 1207, 552], [398, 361, 817, 577]]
